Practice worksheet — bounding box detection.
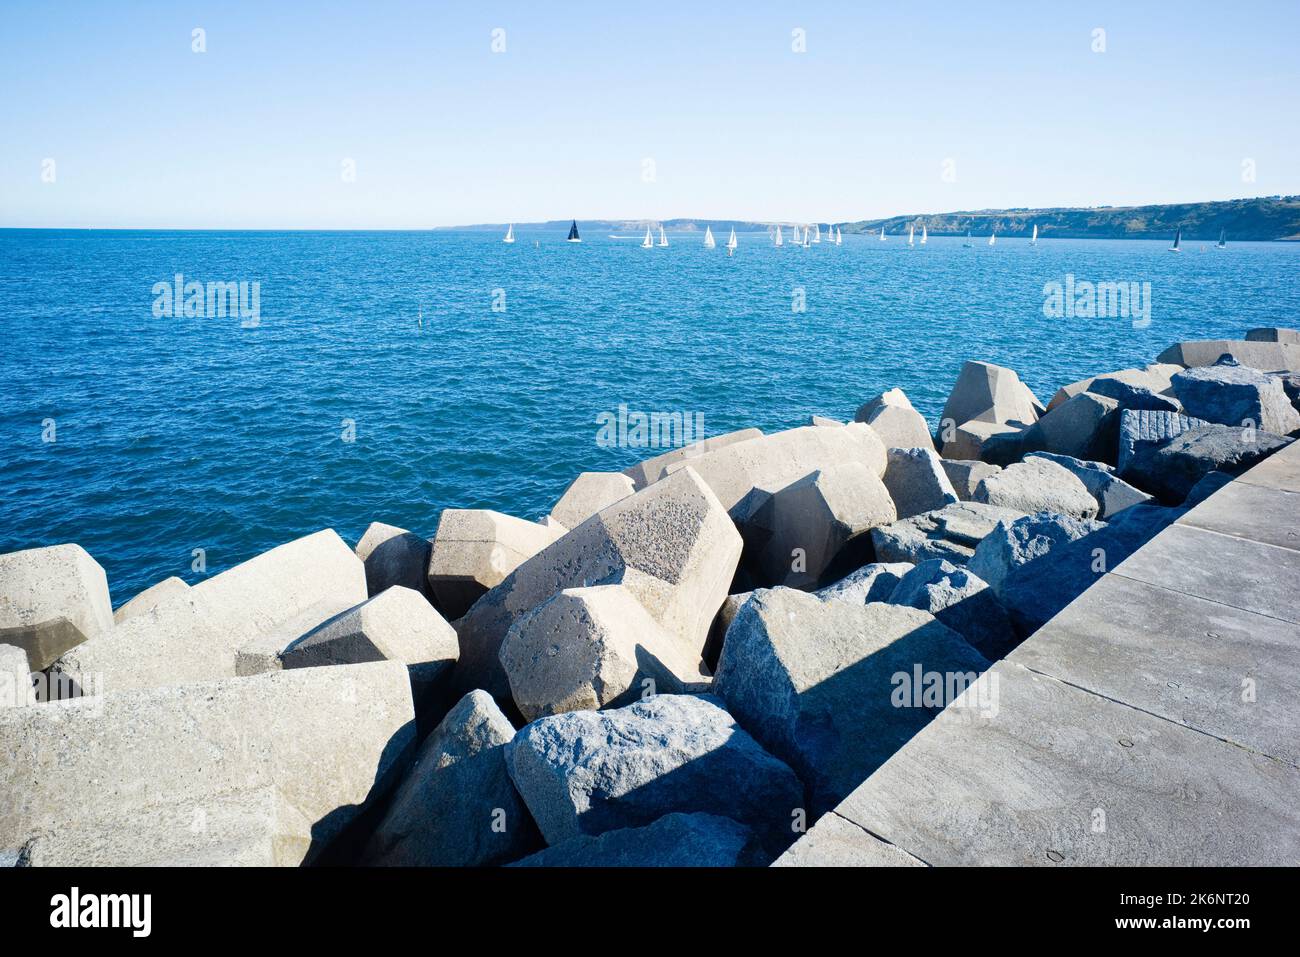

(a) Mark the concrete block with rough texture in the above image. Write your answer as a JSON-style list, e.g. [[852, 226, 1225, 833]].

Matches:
[[941, 419, 1022, 462], [499, 585, 709, 720], [887, 559, 1017, 659], [355, 522, 432, 599], [505, 694, 803, 852], [623, 428, 763, 489], [364, 690, 542, 866], [453, 468, 742, 705], [883, 447, 959, 519], [749, 462, 896, 588], [939, 361, 1042, 430], [968, 512, 1105, 597], [192, 529, 368, 654], [940, 459, 1002, 501], [1157, 339, 1300, 371], [855, 388, 934, 450], [280, 586, 458, 702], [0, 544, 112, 671], [662, 424, 887, 513], [815, 562, 912, 606], [1173, 361, 1300, 436], [0, 661, 417, 859], [548, 472, 636, 530], [1024, 452, 1152, 519], [973, 457, 1100, 520], [426, 509, 563, 621], [871, 502, 1027, 566], [113, 576, 189, 625], [713, 588, 988, 814]]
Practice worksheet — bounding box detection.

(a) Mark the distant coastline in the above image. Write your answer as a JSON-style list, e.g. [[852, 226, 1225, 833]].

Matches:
[[443, 196, 1300, 242]]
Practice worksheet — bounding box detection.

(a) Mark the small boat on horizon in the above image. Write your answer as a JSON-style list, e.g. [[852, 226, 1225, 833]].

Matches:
[[1216, 228, 1226, 249], [813, 224, 822, 244], [1029, 224, 1038, 246], [503, 224, 515, 244], [567, 220, 581, 243], [703, 225, 716, 248], [1169, 228, 1182, 253], [726, 227, 738, 255], [962, 229, 973, 248], [920, 225, 927, 245], [879, 226, 887, 242], [802, 227, 810, 249], [641, 226, 654, 249], [774, 225, 784, 247], [907, 224, 915, 247], [988, 231, 997, 246], [658, 225, 669, 248], [834, 226, 842, 246]]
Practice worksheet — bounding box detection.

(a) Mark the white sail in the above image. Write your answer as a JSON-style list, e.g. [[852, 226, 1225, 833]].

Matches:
[[908, 225, 915, 247], [988, 232, 996, 246], [802, 227, 810, 248], [813, 224, 822, 244], [703, 225, 715, 248], [835, 227, 842, 246], [641, 226, 653, 249], [775, 225, 783, 246], [879, 227, 886, 241], [726, 227, 737, 249], [1030, 224, 1038, 245], [920, 225, 928, 245], [658, 225, 668, 247], [503, 224, 515, 244]]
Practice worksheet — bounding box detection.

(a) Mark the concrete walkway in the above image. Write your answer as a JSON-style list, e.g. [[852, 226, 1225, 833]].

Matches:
[[776, 440, 1300, 866]]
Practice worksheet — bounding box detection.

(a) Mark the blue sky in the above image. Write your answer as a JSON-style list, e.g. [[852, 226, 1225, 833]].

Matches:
[[1, 1, 1297, 228]]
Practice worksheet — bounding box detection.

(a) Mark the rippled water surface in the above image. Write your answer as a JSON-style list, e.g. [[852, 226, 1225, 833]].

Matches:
[[3, 228, 1298, 601]]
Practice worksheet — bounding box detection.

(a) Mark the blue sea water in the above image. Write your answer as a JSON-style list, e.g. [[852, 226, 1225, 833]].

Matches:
[[2, 227, 1298, 603]]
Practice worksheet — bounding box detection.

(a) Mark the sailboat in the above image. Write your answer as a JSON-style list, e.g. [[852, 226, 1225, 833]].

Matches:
[[1169, 228, 1182, 253], [1029, 224, 1038, 246], [802, 227, 810, 249], [920, 225, 928, 245], [1216, 228, 1226, 249], [503, 224, 515, 244], [907, 225, 915, 247], [835, 227, 842, 246], [962, 230, 973, 248], [988, 232, 997, 246], [775, 225, 784, 247], [703, 225, 716, 249], [566, 220, 581, 243], [658, 225, 669, 248], [641, 226, 654, 249], [726, 227, 738, 253], [813, 224, 822, 244], [879, 227, 887, 241]]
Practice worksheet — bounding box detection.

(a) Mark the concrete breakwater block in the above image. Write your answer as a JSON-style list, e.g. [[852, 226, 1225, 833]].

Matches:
[[0, 660, 417, 861], [855, 387, 935, 450], [661, 424, 887, 513], [939, 360, 1042, 430], [622, 427, 764, 489], [499, 584, 709, 720], [0, 544, 113, 671], [871, 501, 1027, 566], [355, 522, 433, 600], [453, 467, 741, 705], [279, 585, 459, 704], [112, 575, 189, 625], [713, 588, 988, 814], [52, 529, 368, 695], [16, 785, 314, 867], [548, 471, 635, 530], [364, 690, 541, 867], [505, 694, 803, 855], [973, 457, 1100, 520], [426, 509, 564, 621]]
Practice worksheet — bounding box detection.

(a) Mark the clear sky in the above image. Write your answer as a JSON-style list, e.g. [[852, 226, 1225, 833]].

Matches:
[[2, 1, 1297, 228]]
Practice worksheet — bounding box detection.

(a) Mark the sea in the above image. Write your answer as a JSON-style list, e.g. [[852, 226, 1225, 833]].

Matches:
[[2, 227, 1298, 602]]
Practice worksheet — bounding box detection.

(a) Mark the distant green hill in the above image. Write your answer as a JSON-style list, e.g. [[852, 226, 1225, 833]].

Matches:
[[840, 196, 1300, 241], [449, 196, 1300, 241]]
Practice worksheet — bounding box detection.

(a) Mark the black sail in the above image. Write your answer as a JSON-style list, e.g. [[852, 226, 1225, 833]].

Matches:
[[567, 220, 580, 241]]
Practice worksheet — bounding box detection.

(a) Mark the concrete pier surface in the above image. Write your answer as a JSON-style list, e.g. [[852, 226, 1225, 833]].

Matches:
[[777, 440, 1300, 866]]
